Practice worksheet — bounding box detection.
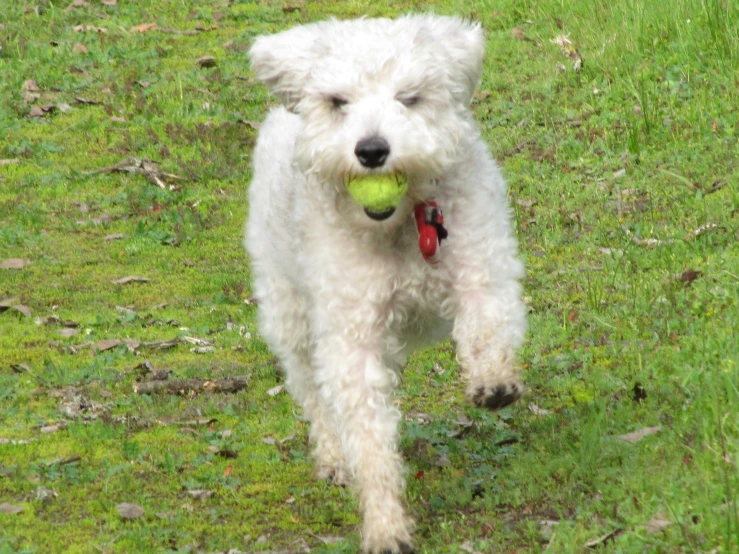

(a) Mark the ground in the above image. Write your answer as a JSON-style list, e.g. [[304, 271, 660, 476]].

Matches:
[[0, 0, 738, 553]]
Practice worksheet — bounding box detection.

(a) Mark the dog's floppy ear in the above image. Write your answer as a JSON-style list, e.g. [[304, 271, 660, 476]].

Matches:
[[417, 16, 485, 105], [249, 23, 328, 112]]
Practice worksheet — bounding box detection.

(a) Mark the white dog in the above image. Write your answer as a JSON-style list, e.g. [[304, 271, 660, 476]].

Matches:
[[246, 15, 526, 553]]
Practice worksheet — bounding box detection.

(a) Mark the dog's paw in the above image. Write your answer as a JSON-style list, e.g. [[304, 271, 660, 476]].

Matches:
[[362, 507, 414, 554], [471, 382, 522, 411]]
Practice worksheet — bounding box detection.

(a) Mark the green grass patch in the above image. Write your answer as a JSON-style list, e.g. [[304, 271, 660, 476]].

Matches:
[[1, 0, 738, 552]]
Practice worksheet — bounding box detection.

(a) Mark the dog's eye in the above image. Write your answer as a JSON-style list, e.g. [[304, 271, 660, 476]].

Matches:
[[330, 96, 349, 109], [398, 95, 421, 107]]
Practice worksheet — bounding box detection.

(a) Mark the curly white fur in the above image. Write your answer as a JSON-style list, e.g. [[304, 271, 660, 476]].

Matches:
[[246, 15, 527, 553]]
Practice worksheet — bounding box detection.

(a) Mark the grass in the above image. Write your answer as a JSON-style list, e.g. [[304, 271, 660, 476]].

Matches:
[[1, 0, 738, 552]]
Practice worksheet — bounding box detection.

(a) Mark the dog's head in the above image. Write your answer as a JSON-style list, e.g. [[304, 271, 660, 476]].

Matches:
[[250, 15, 484, 219]]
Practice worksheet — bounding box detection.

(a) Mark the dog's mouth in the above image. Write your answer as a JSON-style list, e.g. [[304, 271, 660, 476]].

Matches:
[[364, 207, 396, 221]]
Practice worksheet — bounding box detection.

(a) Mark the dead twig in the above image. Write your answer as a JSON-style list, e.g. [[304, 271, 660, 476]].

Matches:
[[134, 376, 248, 395], [83, 157, 185, 189]]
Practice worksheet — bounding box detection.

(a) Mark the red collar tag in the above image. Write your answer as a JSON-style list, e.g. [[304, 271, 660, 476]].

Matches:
[[414, 201, 448, 266]]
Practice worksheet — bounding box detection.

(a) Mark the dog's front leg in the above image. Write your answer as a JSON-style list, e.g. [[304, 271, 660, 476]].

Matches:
[[313, 314, 414, 554], [452, 282, 527, 411]]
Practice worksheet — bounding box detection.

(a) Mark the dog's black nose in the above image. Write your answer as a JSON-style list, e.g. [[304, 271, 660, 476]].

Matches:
[[355, 136, 390, 168]]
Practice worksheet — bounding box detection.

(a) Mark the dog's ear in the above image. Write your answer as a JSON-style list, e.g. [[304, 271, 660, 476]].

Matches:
[[249, 24, 327, 112], [416, 16, 485, 105]]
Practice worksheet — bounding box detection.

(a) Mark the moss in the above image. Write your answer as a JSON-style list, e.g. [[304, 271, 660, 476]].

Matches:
[[2, 0, 739, 552]]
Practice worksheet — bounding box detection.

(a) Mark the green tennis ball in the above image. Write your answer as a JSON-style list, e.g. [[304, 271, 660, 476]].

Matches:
[[345, 173, 409, 212]]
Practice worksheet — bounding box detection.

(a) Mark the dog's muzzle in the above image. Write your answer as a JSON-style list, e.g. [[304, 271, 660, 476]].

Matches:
[[364, 207, 395, 221]]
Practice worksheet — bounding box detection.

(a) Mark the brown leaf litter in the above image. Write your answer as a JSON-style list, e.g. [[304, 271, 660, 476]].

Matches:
[[0, 503, 24, 514], [551, 35, 584, 72], [511, 26, 541, 46], [116, 502, 145, 519]]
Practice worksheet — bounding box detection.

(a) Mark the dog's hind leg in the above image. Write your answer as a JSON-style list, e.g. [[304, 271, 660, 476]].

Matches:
[[313, 312, 414, 554], [255, 278, 347, 484]]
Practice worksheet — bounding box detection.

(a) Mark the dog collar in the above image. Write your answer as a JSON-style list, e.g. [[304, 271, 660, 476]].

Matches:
[[414, 201, 447, 266]]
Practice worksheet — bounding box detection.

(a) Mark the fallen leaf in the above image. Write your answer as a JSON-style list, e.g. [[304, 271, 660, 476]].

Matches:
[[112, 276, 150, 285], [512, 26, 541, 46], [72, 42, 88, 54], [41, 423, 66, 434], [279, 433, 295, 445], [117, 502, 145, 519], [223, 465, 233, 477], [266, 385, 284, 397], [187, 489, 213, 501], [9, 304, 32, 317], [459, 540, 484, 554], [617, 426, 661, 444], [110, 116, 126, 123], [239, 119, 261, 130], [0, 297, 19, 309], [0, 502, 24, 514], [29, 105, 56, 118], [678, 269, 702, 286], [92, 339, 125, 352], [528, 403, 553, 416], [74, 97, 102, 105], [73, 25, 108, 34], [65, 0, 90, 11], [130, 23, 157, 33], [551, 34, 583, 72], [23, 79, 40, 92], [646, 515, 671, 534], [11, 363, 31, 373], [196, 55, 217, 68], [435, 453, 452, 468], [0, 258, 31, 269]]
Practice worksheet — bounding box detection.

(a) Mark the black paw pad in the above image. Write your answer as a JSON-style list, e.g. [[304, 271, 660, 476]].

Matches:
[[473, 384, 521, 411]]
